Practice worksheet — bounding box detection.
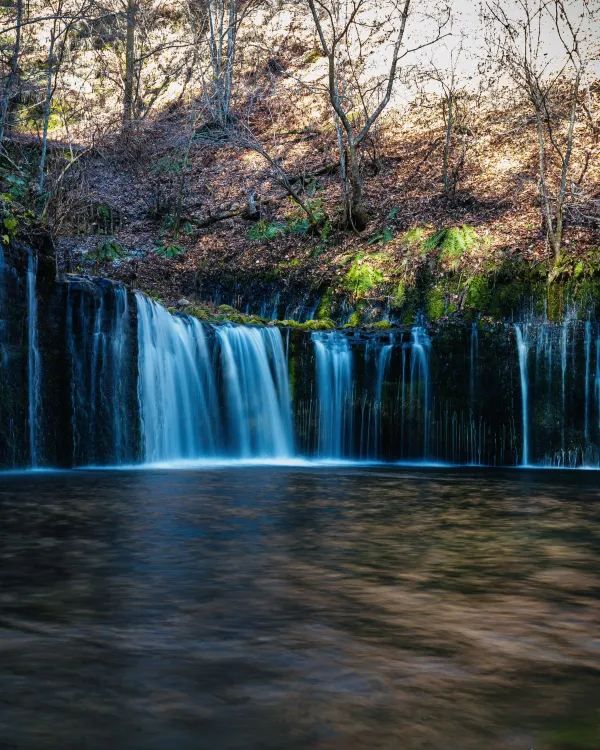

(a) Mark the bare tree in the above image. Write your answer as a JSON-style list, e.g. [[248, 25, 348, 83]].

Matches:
[[37, 0, 92, 208], [0, 0, 25, 144], [228, 121, 322, 224], [426, 40, 480, 202], [122, 0, 137, 127], [84, 0, 194, 130], [485, 0, 598, 260], [187, 0, 258, 126], [306, 0, 449, 229]]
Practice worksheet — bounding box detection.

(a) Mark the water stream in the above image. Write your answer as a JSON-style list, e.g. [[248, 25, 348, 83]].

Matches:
[[26, 252, 41, 467]]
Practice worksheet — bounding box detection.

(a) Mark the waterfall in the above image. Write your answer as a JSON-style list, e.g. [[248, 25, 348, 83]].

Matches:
[[584, 321, 591, 441], [596, 336, 600, 434], [4, 268, 600, 469], [67, 282, 133, 465], [0, 244, 6, 370], [513, 319, 600, 467], [469, 322, 478, 409], [514, 324, 529, 466], [136, 295, 294, 462], [368, 338, 393, 458], [410, 326, 431, 458], [359, 338, 393, 458], [313, 331, 353, 458], [136, 293, 220, 463], [215, 325, 294, 457], [26, 252, 41, 467]]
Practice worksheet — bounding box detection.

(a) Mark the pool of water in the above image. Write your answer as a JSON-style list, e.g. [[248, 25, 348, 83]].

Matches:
[[1, 467, 599, 749]]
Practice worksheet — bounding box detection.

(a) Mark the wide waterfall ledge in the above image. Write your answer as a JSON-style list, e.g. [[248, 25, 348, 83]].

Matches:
[[1, 259, 600, 470]]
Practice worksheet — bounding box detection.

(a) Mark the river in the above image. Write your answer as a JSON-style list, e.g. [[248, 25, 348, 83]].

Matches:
[[1, 466, 598, 749]]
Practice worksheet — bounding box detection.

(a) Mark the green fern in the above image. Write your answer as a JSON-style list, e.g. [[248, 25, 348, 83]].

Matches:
[[248, 219, 286, 241], [155, 243, 186, 259], [94, 239, 124, 262], [367, 226, 394, 245], [423, 225, 478, 269]]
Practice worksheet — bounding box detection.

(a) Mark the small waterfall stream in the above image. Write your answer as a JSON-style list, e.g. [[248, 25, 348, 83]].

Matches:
[[215, 324, 294, 458], [409, 326, 431, 458], [360, 337, 393, 458], [312, 331, 353, 458], [67, 282, 133, 465], [513, 318, 600, 467], [26, 252, 41, 467], [0, 245, 6, 371], [514, 324, 530, 466], [136, 293, 220, 462]]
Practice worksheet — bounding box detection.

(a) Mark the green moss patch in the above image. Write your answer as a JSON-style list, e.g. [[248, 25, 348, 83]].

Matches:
[[343, 252, 386, 298]]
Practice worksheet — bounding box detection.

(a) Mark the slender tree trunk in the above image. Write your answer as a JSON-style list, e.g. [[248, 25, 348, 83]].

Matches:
[[552, 73, 580, 261], [442, 93, 453, 198], [534, 108, 560, 259], [37, 25, 58, 206], [207, 0, 236, 124], [222, 0, 236, 121], [0, 0, 23, 144], [123, 0, 137, 127], [346, 140, 367, 230], [173, 114, 199, 235]]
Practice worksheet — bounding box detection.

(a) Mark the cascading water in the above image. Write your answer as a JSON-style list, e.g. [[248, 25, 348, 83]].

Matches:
[[136, 293, 220, 463], [136, 294, 294, 462], [360, 337, 393, 458], [67, 281, 134, 465], [312, 331, 353, 458], [513, 319, 600, 467], [2, 261, 600, 469], [514, 324, 530, 466], [584, 321, 591, 441], [0, 245, 6, 371], [215, 325, 294, 458], [469, 322, 479, 408], [26, 252, 41, 467], [409, 326, 431, 458], [596, 335, 600, 435]]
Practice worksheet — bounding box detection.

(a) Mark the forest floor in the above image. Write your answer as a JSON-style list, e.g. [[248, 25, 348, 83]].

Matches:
[[49, 82, 600, 324]]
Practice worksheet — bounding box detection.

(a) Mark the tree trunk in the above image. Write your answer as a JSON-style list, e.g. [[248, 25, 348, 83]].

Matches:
[[37, 25, 57, 207], [442, 93, 453, 198], [123, 0, 137, 128], [0, 0, 23, 144], [534, 109, 561, 260], [222, 0, 236, 121], [346, 141, 368, 230]]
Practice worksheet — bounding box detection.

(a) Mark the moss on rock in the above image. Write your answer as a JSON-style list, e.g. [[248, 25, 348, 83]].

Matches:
[[315, 287, 334, 319], [343, 252, 385, 298]]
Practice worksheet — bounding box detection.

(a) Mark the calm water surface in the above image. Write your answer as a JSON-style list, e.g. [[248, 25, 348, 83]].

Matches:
[[0, 467, 599, 749]]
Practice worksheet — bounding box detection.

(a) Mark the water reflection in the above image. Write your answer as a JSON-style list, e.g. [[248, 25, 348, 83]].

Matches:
[[0, 468, 599, 749]]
